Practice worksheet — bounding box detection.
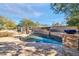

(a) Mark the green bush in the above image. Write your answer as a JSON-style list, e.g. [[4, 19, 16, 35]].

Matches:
[[0, 32, 13, 37]]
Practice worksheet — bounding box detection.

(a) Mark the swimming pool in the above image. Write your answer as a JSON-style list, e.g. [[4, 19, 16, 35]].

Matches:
[[25, 35, 62, 45]]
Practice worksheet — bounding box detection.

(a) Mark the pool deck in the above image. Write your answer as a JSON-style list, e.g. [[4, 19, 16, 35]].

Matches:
[[0, 37, 62, 56], [0, 36, 79, 56]]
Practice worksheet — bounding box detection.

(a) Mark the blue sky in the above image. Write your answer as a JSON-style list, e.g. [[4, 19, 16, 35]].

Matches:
[[0, 3, 66, 26]]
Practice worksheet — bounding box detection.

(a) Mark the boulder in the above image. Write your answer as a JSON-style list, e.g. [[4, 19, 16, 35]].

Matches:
[[6, 53, 12, 56], [23, 47, 36, 52], [47, 50, 57, 56]]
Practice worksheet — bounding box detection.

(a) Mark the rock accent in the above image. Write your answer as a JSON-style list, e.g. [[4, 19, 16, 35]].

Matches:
[[62, 34, 79, 56], [46, 50, 57, 56], [63, 34, 78, 50]]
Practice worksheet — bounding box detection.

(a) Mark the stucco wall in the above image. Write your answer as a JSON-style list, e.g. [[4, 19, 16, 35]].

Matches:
[[51, 26, 78, 32]]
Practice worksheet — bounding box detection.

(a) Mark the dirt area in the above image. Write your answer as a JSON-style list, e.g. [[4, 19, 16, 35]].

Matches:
[[0, 37, 23, 45]]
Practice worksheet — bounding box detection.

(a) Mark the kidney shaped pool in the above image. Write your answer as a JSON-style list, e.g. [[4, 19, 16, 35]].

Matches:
[[25, 35, 62, 45]]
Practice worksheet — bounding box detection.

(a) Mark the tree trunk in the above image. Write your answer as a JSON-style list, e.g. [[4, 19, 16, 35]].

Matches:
[[78, 38, 79, 51], [77, 26, 79, 51], [48, 29, 51, 37], [26, 26, 29, 34], [77, 26, 79, 33]]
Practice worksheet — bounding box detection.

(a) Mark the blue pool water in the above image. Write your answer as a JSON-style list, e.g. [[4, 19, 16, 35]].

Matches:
[[26, 35, 62, 45]]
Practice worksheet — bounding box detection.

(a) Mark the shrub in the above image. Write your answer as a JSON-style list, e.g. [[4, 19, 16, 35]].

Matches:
[[0, 32, 13, 37]]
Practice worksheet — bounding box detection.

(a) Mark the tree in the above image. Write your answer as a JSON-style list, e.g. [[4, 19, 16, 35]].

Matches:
[[53, 22, 62, 26], [4, 20, 16, 29], [0, 16, 6, 27], [67, 16, 79, 26], [50, 3, 79, 29], [19, 18, 39, 34], [19, 18, 38, 28], [0, 16, 16, 30], [50, 3, 79, 16]]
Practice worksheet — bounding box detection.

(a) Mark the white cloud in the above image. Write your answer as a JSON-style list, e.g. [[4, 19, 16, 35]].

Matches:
[[33, 11, 43, 17], [23, 4, 44, 17], [0, 3, 44, 18]]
